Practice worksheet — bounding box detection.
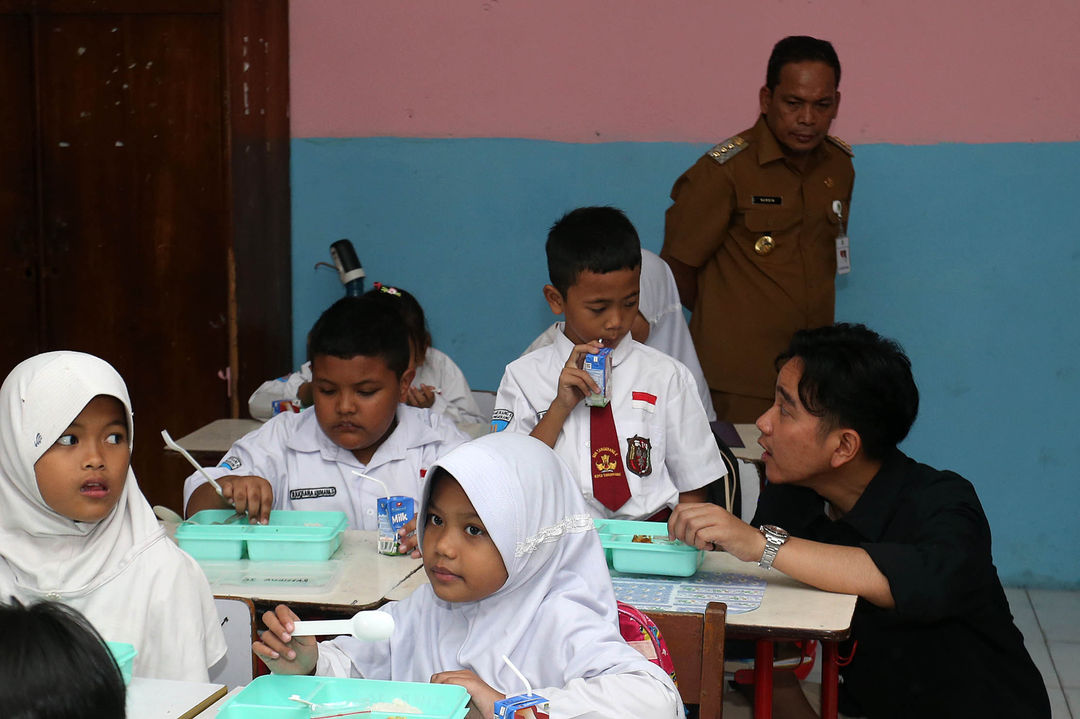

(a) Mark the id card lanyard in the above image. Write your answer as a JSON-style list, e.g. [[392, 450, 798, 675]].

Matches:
[[833, 200, 851, 275]]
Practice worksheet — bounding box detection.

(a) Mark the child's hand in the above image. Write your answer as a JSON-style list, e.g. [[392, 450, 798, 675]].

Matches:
[[405, 384, 436, 409], [397, 516, 421, 558], [431, 669, 504, 719], [218, 475, 274, 525], [252, 604, 318, 675], [552, 340, 604, 412]]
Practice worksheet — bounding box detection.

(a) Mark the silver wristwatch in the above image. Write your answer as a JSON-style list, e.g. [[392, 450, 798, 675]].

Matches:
[[758, 524, 789, 570]]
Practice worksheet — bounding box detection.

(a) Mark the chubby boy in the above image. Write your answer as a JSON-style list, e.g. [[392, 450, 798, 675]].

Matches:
[[184, 296, 469, 529], [493, 207, 726, 520]]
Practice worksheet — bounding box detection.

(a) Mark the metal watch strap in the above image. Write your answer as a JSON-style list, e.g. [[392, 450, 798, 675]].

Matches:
[[758, 524, 788, 570]]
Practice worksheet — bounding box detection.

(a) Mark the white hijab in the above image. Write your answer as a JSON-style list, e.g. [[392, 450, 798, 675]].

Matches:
[[332, 432, 676, 695], [0, 351, 225, 680]]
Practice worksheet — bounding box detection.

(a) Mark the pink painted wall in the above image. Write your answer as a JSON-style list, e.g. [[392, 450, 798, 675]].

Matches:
[[289, 0, 1080, 144]]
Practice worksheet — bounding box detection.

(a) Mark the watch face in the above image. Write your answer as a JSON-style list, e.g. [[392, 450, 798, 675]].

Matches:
[[763, 524, 789, 540]]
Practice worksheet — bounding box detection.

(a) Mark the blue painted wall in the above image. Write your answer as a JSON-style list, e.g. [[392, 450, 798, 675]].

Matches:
[[291, 137, 1080, 587]]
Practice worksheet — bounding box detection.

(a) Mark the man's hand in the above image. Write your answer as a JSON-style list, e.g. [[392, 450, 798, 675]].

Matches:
[[668, 502, 765, 563]]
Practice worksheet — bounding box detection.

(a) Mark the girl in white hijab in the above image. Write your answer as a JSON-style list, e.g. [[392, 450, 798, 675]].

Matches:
[[0, 351, 226, 681], [255, 432, 681, 719]]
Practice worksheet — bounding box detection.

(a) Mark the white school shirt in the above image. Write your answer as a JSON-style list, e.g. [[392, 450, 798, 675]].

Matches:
[[247, 348, 484, 425], [522, 250, 716, 422], [494, 334, 725, 520], [182, 405, 468, 529]]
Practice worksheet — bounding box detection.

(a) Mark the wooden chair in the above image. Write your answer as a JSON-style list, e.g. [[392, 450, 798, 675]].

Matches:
[[646, 602, 727, 719]]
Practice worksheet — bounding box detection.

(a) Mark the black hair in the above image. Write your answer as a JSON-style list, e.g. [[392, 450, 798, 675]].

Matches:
[[0, 598, 126, 719], [776, 323, 919, 460], [365, 283, 432, 358], [765, 36, 841, 91], [306, 295, 411, 378], [546, 206, 642, 297]]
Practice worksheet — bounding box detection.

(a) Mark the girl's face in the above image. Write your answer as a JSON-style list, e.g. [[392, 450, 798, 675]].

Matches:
[[422, 474, 508, 603], [33, 395, 130, 522]]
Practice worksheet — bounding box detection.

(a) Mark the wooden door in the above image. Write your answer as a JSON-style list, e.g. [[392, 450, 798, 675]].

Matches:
[[0, 2, 291, 511]]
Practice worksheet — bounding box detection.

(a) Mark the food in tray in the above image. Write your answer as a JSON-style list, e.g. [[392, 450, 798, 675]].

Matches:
[[631, 534, 678, 545]]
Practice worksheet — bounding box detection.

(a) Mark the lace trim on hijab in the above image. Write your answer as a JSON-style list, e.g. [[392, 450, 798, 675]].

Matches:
[[514, 513, 594, 557]]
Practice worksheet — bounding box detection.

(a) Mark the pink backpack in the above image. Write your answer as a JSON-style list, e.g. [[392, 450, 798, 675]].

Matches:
[[617, 601, 678, 685]]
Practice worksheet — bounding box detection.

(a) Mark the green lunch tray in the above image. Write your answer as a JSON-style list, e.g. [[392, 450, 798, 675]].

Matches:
[[216, 674, 471, 719], [106, 641, 137, 685], [176, 510, 347, 561], [594, 518, 704, 577]]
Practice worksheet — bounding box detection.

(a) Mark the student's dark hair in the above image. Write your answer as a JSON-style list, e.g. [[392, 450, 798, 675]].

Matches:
[[365, 283, 432, 357], [306, 296, 410, 377], [765, 35, 841, 91], [0, 598, 126, 719], [546, 206, 642, 297], [776, 323, 918, 460]]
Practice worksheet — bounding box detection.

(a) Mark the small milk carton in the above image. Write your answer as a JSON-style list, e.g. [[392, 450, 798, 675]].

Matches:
[[494, 694, 550, 719], [583, 346, 613, 407], [377, 496, 415, 555]]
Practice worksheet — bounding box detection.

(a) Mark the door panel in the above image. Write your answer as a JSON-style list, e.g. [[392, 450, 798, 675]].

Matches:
[[34, 13, 229, 508]]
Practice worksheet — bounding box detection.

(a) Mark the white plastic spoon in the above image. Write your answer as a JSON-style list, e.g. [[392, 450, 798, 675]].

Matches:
[[290, 611, 394, 641], [161, 429, 229, 501]]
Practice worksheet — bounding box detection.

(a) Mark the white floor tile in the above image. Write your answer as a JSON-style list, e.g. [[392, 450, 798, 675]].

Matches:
[[1064, 687, 1080, 718], [1031, 589, 1080, 643], [1050, 642, 1080, 689], [1050, 686, 1073, 719], [1008, 589, 1060, 687]]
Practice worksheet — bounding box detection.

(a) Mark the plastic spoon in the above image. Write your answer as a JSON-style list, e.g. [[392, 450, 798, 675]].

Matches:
[[290, 611, 394, 641], [161, 429, 229, 501]]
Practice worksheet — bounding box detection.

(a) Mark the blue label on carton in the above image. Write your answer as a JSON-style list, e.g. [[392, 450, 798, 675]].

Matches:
[[377, 496, 415, 555], [494, 694, 549, 719], [583, 346, 613, 407]]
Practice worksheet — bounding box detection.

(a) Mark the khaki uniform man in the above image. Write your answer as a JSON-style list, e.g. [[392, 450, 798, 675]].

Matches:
[[662, 36, 854, 422]]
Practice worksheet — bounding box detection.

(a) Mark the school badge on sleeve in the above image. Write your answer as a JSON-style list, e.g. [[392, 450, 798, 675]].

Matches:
[[625, 435, 652, 477]]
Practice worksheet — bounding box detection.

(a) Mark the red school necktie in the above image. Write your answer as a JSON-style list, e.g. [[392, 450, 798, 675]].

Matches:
[[590, 403, 631, 511]]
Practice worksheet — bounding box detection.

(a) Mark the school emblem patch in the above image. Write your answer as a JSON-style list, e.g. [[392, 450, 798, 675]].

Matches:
[[625, 435, 652, 477], [592, 445, 620, 477]]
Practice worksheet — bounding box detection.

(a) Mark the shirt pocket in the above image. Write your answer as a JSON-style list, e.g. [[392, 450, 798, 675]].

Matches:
[[737, 209, 802, 264], [617, 406, 666, 481]]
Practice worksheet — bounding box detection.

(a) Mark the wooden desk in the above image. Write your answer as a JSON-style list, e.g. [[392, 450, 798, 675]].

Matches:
[[126, 677, 227, 718], [168, 418, 262, 466], [165, 525, 423, 618]]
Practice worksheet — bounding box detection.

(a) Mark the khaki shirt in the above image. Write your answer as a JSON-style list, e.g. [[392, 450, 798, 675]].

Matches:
[[661, 115, 855, 399]]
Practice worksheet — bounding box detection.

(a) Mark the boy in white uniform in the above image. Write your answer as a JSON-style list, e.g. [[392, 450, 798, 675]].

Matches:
[[522, 248, 716, 421], [493, 207, 726, 521], [184, 296, 469, 529]]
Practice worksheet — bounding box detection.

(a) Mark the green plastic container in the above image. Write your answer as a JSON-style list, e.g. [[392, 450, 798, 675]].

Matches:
[[106, 641, 136, 685], [594, 518, 704, 577], [216, 675, 470, 719], [176, 510, 347, 561]]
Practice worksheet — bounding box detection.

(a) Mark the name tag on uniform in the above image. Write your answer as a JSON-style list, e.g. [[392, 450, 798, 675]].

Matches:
[[836, 235, 851, 275], [752, 195, 782, 205]]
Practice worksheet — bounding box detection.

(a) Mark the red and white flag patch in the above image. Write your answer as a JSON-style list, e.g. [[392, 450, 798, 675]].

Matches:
[[631, 391, 657, 412]]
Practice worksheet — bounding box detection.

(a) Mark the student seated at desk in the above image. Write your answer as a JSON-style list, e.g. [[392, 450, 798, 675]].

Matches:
[[185, 296, 469, 528], [254, 433, 682, 719], [248, 283, 485, 426], [668, 323, 1050, 719], [0, 599, 126, 719], [492, 206, 726, 521], [0, 352, 226, 682]]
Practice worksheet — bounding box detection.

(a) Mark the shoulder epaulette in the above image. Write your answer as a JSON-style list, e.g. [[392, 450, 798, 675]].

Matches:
[[706, 135, 748, 165], [826, 135, 854, 157]]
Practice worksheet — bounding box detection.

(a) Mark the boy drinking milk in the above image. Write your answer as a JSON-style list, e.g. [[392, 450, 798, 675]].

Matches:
[[493, 207, 726, 521]]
